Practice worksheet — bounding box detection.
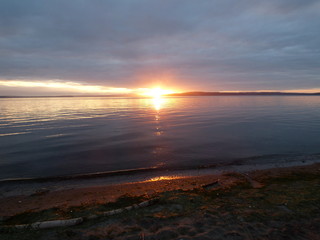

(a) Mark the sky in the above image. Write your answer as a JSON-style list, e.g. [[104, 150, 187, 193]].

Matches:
[[0, 0, 319, 95]]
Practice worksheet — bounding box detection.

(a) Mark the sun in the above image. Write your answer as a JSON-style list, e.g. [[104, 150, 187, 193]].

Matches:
[[141, 87, 175, 98]]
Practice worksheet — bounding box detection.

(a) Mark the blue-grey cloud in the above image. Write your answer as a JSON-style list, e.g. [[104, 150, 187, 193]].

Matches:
[[0, 0, 319, 91]]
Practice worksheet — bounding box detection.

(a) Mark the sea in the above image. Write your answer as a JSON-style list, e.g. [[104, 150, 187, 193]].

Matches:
[[1, 96, 320, 181]]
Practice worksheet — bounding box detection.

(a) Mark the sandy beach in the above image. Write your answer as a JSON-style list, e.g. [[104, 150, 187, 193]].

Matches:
[[1, 163, 320, 239]]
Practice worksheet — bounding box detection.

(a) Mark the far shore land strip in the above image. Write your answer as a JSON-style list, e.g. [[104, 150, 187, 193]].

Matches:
[[1, 162, 320, 239]]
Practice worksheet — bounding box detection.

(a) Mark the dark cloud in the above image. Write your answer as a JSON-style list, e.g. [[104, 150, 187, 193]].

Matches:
[[0, 0, 319, 91]]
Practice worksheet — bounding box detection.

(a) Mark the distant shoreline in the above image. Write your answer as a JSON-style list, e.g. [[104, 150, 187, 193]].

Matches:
[[0, 91, 320, 98], [167, 91, 320, 96]]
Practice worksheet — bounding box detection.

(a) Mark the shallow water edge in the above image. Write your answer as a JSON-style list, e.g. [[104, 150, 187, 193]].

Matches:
[[1, 153, 320, 198]]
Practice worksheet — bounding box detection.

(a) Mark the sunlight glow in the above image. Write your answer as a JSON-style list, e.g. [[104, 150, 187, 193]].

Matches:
[[153, 97, 164, 111], [145, 175, 187, 182], [139, 87, 175, 98], [0, 80, 133, 94], [0, 80, 180, 96], [137, 87, 175, 110]]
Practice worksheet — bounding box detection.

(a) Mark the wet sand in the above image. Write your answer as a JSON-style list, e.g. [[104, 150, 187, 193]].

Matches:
[[1, 163, 320, 239]]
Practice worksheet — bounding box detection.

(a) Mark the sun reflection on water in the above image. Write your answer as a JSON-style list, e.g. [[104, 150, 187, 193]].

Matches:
[[152, 96, 165, 136], [153, 96, 164, 111]]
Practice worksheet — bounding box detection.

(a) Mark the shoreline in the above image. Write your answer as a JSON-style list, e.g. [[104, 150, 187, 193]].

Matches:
[[2, 153, 320, 184], [1, 159, 320, 217], [1, 153, 320, 199], [1, 162, 320, 239]]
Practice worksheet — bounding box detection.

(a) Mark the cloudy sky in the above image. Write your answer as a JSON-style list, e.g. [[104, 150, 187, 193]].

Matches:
[[0, 0, 319, 95]]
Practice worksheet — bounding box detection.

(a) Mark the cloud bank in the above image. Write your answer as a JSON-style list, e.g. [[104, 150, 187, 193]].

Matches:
[[0, 0, 319, 94]]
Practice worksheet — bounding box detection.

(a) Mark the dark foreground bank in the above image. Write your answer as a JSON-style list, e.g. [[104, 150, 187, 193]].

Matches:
[[1, 163, 320, 240]]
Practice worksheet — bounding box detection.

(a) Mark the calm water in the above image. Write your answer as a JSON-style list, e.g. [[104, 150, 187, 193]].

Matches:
[[0, 96, 320, 180]]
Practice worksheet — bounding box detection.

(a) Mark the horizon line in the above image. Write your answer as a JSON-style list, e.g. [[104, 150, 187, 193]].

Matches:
[[1, 90, 320, 98]]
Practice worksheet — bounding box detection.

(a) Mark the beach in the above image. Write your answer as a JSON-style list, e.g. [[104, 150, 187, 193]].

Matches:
[[1, 162, 320, 239]]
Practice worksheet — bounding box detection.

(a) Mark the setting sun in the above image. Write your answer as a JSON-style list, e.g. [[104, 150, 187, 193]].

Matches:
[[140, 87, 175, 98]]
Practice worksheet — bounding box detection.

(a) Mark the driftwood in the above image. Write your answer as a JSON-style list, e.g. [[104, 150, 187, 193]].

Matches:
[[1, 198, 158, 230], [14, 217, 83, 229]]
